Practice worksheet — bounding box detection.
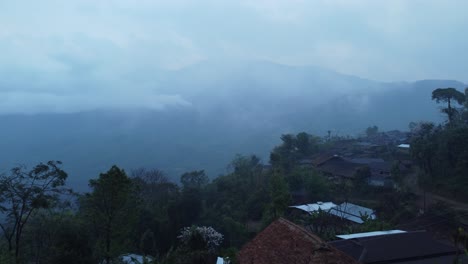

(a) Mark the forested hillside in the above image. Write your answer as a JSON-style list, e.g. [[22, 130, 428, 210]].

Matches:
[[3, 1, 468, 263], [1, 86, 468, 263], [0, 62, 464, 191]]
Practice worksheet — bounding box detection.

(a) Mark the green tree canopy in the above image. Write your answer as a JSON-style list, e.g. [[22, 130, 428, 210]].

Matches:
[[270, 132, 322, 171], [265, 173, 290, 221], [432, 87, 465, 123], [0, 161, 69, 264], [81, 165, 137, 263]]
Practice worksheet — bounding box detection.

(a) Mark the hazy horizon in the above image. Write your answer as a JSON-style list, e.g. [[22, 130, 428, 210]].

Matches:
[[1, 1, 468, 114]]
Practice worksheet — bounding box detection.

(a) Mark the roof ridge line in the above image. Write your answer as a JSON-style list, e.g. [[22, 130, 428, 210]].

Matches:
[[278, 218, 329, 248]]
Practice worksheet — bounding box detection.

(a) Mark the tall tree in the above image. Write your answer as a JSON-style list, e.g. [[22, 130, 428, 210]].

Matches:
[[81, 165, 137, 263], [432, 88, 465, 123], [131, 168, 179, 255], [266, 173, 290, 220], [0, 161, 69, 264]]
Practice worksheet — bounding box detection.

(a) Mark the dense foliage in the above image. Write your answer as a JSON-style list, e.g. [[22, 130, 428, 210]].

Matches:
[[410, 87, 468, 201], [0, 87, 467, 263]]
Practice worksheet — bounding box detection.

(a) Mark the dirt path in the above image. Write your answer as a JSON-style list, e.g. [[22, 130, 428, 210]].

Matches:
[[404, 170, 468, 213], [421, 191, 468, 212]]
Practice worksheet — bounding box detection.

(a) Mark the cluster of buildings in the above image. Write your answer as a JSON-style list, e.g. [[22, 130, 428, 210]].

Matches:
[[236, 218, 467, 264], [231, 131, 468, 263], [303, 130, 413, 189]]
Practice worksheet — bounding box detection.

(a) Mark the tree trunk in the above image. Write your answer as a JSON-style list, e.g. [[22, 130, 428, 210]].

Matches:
[[105, 220, 112, 264], [448, 98, 452, 123], [15, 225, 22, 264], [7, 238, 12, 256]]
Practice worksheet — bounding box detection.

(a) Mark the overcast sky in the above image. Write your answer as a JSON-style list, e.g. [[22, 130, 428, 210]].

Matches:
[[1, 0, 467, 113]]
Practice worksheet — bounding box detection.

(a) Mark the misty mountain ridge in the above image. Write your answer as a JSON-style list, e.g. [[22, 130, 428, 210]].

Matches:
[[0, 61, 465, 191]]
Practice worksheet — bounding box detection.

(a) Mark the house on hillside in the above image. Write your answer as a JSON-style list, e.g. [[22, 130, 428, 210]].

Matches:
[[349, 158, 390, 171], [349, 158, 394, 187], [329, 230, 466, 263], [313, 155, 362, 182], [289, 201, 376, 225], [313, 155, 393, 187], [365, 130, 410, 146], [354, 141, 382, 153], [237, 218, 359, 264], [312, 150, 417, 189]]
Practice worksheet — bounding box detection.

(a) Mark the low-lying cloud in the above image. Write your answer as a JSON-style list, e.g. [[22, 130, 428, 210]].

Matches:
[[1, 0, 467, 114], [0, 90, 191, 114]]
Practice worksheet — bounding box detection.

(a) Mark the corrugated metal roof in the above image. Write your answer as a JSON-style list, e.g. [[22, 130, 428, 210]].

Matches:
[[329, 231, 458, 263], [329, 202, 376, 224], [291, 202, 376, 224], [336, 230, 406, 239], [289, 202, 337, 213]]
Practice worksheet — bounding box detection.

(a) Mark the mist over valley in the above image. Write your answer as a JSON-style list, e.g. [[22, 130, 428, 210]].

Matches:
[[0, 61, 461, 190]]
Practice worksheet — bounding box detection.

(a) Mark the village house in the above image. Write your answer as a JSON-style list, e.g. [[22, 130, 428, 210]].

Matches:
[[364, 130, 410, 146], [329, 230, 466, 263], [289, 201, 376, 224], [237, 218, 359, 264], [312, 154, 395, 187], [312, 154, 361, 182], [348, 157, 394, 187]]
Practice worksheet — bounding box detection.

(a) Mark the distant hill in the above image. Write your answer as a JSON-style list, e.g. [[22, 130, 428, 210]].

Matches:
[[0, 61, 465, 191]]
